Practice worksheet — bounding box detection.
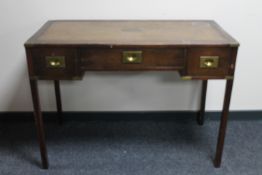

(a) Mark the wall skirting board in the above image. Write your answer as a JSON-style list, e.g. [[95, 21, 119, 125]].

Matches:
[[0, 111, 261, 122]]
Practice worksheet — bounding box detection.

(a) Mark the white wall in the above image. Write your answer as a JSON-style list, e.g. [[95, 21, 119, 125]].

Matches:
[[0, 0, 262, 112]]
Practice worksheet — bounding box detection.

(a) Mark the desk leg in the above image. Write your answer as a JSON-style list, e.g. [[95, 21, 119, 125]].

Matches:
[[30, 79, 48, 169], [54, 80, 63, 124], [197, 80, 208, 125], [214, 79, 234, 168]]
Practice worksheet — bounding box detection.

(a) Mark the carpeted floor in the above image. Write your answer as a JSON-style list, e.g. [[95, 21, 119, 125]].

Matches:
[[0, 118, 261, 175]]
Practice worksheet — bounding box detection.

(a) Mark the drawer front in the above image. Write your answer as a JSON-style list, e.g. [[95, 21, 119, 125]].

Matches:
[[80, 48, 186, 71], [187, 47, 232, 76], [30, 48, 79, 79]]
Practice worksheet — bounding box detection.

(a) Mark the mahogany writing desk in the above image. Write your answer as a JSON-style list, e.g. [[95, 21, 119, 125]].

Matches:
[[25, 20, 239, 169]]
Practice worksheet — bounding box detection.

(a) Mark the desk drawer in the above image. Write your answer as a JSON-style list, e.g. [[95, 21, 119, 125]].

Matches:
[[80, 48, 186, 71], [30, 48, 79, 79], [187, 47, 232, 77]]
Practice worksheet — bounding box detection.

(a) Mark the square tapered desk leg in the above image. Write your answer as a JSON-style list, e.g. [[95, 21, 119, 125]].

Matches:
[[54, 80, 63, 125], [197, 80, 208, 125], [29, 79, 49, 169], [214, 79, 234, 168]]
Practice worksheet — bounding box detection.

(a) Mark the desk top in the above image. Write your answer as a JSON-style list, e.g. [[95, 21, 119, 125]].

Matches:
[[25, 20, 239, 47]]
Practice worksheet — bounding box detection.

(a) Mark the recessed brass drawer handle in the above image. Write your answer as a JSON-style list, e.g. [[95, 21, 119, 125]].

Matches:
[[123, 51, 142, 64], [127, 56, 135, 62], [204, 59, 214, 67], [50, 61, 61, 67], [200, 56, 219, 68], [46, 56, 65, 68]]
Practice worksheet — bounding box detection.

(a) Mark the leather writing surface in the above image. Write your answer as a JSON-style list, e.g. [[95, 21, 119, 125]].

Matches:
[[26, 20, 238, 46]]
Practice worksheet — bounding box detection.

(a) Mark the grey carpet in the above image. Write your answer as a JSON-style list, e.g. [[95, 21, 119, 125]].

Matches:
[[0, 118, 261, 175]]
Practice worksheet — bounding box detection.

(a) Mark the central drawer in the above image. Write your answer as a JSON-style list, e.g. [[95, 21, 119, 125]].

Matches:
[[79, 48, 186, 71]]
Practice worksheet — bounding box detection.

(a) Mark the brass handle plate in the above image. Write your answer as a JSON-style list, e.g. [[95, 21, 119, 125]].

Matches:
[[46, 56, 65, 68], [123, 51, 142, 64], [200, 56, 219, 68]]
